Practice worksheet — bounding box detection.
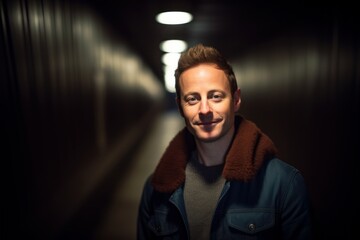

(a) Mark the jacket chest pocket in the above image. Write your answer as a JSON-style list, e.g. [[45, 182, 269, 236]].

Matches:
[[225, 209, 277, 239]]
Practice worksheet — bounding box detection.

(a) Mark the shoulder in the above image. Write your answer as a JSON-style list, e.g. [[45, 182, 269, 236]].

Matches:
[[261, 158, 307, 190], [265, 158, 302, 177], [140, 174, 154, 197], [140, 174, 174, 200]]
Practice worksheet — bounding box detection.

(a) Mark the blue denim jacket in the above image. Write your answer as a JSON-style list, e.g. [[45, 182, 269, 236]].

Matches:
[[137, 157, 311, 240]]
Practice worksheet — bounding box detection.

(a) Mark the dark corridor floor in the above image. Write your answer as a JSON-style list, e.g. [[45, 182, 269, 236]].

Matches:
[[92, 110, 184, 239]]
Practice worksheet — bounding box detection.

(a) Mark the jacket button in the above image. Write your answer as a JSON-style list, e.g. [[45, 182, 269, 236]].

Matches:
[[155, 224, 161, 233], [248, 223, 256, 232]]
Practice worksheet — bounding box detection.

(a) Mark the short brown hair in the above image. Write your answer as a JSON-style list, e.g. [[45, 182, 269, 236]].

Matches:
[[174, 43, 238, 98]]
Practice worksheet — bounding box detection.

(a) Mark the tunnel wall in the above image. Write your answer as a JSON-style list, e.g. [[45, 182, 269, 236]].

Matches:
[[1, 0, 164, 238], [231, 13, 359, 240]]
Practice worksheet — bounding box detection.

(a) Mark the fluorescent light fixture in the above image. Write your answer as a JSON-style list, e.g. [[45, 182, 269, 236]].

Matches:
[[163, 64, 177, 93], [162, 52, 181, 66], [156, 11, 193, 25], [164, 73, 176, 93], [160, 40, 187, 53], [164, 65, 177, 75]]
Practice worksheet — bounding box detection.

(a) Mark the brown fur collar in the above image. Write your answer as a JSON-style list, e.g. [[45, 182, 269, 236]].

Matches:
[[151, 115, 277, 193]]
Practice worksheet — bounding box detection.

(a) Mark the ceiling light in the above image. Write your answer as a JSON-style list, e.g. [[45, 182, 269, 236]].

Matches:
[[163, 65, 177, 93], [162, 52, 181, 66], [160, 40, 188, 53], [164, 73, 176, 93], [156, 11, 193, 25]]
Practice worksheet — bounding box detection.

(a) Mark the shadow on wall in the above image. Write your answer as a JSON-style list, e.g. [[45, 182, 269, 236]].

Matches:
[[232, 17, 359, 240], [1, 0, 165, 238]]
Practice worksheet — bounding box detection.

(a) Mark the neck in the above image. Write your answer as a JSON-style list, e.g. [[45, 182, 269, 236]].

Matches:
[[195, 126, 235, 167]]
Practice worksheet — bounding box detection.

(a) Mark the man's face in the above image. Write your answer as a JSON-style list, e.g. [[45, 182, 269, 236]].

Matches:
[[178, 64, 241, 142]]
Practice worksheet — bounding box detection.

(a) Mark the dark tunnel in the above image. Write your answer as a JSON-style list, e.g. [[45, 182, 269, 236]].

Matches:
[[1, 0, 359, 239]]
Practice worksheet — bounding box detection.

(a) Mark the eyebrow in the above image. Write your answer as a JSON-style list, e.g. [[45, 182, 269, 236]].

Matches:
[[182, 92, 199, 100], [182, 89, 227, 99]]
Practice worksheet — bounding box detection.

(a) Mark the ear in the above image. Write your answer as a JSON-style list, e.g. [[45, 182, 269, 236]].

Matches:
[[176, 97, 185, 117], [233, 88, 241, 112]]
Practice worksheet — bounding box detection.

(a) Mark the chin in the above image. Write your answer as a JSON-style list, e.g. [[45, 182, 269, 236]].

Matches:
[[197, 137, 220, 143], [195, 130, 222, 143]]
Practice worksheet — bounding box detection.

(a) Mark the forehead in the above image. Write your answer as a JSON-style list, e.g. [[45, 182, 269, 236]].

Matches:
[[179, 64, 230, 94]]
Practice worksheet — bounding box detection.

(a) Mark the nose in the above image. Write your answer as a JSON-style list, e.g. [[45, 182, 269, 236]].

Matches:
[[199, 99, 211, 114]]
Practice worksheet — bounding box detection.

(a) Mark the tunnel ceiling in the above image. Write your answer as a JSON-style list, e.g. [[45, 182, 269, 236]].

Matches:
[[84, 0, 352, 86]]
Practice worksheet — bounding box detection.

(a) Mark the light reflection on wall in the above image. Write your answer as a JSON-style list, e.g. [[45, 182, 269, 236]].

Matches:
[[233, 40, 324, 95], [3, 0, 164, 238], [233, 34, 355, 99]]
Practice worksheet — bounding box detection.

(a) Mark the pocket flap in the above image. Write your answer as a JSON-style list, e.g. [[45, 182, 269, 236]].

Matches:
[[227, 210, 275, 234]]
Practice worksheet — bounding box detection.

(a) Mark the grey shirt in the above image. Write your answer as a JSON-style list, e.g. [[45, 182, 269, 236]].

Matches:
[[183, 151, 226, 240]]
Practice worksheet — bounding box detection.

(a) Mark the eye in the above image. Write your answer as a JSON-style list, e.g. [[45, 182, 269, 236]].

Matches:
[[185, 95, 199, 105], [210, 92, 224, 102]]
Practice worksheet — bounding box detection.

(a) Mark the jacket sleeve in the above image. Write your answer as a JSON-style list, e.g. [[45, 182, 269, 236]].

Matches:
[[281, 170, 312, 240], [137, 175, 155, 240]]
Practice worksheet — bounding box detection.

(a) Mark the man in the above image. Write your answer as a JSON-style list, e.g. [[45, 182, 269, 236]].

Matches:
[[137, 44, 311, 239]]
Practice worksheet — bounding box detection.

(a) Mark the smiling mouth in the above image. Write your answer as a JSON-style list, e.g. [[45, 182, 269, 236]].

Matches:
[[195, 119, 222, 126], [198, 122, 216, 126]]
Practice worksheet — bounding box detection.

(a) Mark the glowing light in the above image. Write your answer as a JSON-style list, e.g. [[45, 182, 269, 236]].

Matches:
[[156, 11, 193, 25], [163, 64, 178, 93], [160, 40, 187, 53], [162, 52, 181, 66], [164, 72, 176, 93]]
